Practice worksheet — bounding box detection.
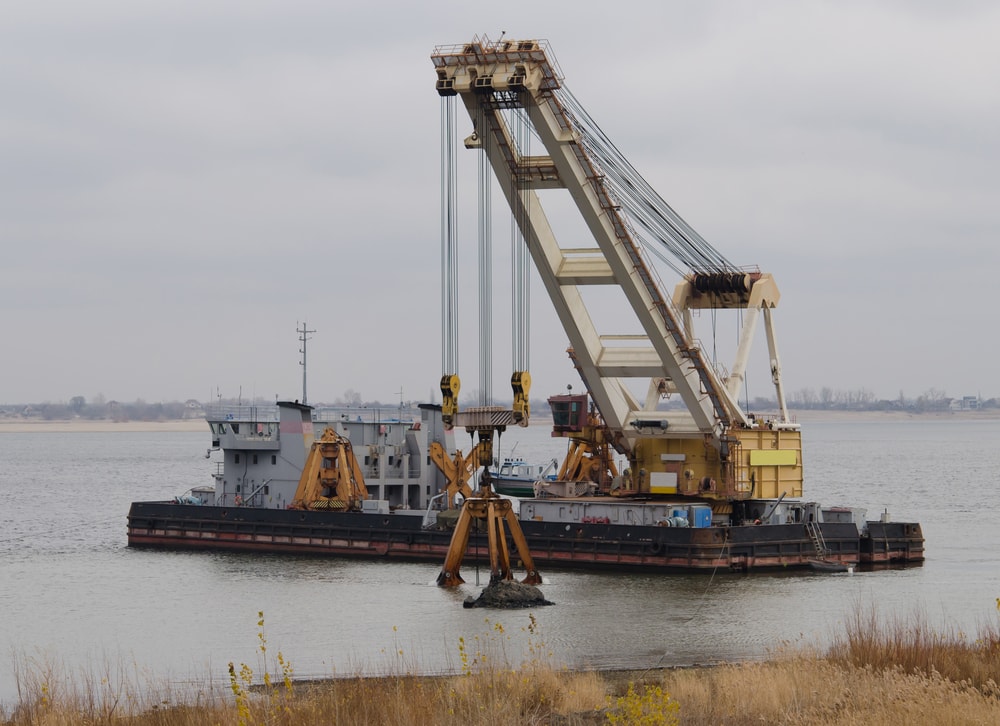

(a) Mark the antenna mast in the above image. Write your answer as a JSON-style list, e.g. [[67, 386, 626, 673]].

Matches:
[[297, 322, 316, 405]]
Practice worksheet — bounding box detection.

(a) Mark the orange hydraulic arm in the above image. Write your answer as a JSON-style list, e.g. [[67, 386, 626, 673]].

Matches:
[[289, 426, 368, 510], [435, 427, 542, 588], [429, 441, 486, 508], [551, 396, 621, 493], [558, 440, 617, 483], [436, 471, 541, 587]]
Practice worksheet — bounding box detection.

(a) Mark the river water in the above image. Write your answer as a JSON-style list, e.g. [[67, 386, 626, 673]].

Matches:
[[1, 417, 999, 709]]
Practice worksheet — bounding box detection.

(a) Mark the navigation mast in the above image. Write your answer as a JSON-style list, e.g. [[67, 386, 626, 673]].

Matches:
[[297, 322, 315, 405]]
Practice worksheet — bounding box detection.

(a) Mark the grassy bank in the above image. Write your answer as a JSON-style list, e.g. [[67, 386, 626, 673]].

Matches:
[[5, 605, 1000, 725]]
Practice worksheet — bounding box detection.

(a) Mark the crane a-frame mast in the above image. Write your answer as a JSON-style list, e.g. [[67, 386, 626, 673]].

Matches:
[[432, 37, 801, 501]]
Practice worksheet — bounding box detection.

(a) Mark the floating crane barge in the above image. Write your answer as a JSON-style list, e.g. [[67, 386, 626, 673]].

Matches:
[[127, 399, 923, 573], [128, 37, 923, 574]]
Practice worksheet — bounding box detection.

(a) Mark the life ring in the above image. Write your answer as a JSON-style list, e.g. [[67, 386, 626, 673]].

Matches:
[[234, 494, 243, 506]]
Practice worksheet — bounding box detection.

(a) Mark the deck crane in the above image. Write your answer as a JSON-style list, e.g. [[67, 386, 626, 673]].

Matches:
[[432, 36, 803, 505], [288, 426, 368, 511]]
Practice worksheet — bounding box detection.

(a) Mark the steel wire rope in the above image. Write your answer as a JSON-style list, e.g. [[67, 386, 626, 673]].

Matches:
[[711, 307, 718, 369], [549, 88, 697, 321], [583, 138, 723, 273], [520, 104, 531, 374], [0, 513, 125, 545], [579, 137, 712, 274], [560, 89, 728, 270], [508, 105, 515, 377], [515, 103, 531, 375], [557, 88, 738, 275], [739, 307, 753, 412], [509, 105, 521, 375], [587, 141, 726, 272], [635, 532, 731, 679], [477, 102, 493, 405], [553, 87, 745, 426], [440, 96, 460, 377]]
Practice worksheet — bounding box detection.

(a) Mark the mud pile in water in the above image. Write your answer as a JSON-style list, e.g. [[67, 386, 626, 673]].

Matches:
[[463, 579, 554, 609]]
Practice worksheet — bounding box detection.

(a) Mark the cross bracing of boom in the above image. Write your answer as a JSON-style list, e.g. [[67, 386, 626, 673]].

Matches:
[[433, 36, 802, 501]]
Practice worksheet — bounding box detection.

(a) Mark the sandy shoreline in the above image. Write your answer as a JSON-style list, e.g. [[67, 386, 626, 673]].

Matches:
[[789, 408, 1000, 422], [0, 409, 996, 433]]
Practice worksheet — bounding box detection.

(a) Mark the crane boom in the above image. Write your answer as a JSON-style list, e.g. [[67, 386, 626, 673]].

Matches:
[[432, 37, 803, 502], [432, 39, 740, 438]]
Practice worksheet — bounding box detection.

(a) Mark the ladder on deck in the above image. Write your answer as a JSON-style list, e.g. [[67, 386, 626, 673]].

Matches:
[[805, 521, 829, 557]]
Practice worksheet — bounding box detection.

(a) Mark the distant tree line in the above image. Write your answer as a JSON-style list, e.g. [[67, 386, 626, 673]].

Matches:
[[783, 387, 994, 413], [2, 395, 194, 422], [3, 386, 996, 423]]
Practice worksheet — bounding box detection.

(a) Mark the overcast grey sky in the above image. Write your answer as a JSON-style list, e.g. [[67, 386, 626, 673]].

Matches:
[[2, 1, 997, 406]]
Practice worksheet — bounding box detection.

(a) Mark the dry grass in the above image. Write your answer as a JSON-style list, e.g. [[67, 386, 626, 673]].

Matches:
[[660, 656, 999, 725], [656, 599, 1000, 725], [828, 601, 1000, 691], [5, 604, 1000, 725], [4, 658, 609, 726], [4, 651, 228, 726]]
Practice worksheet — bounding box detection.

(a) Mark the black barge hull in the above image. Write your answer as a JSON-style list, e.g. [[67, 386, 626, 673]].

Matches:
[[127, 502, 924, 573]]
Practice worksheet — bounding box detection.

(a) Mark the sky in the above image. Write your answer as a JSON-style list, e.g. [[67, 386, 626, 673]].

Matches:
[[1, 1, 998, 407]]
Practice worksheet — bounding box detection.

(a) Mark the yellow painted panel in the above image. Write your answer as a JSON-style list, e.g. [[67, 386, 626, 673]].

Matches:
[[649, 484, 677, 494], [749, 449, 798, 466], [649, 472, 677, 494]]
